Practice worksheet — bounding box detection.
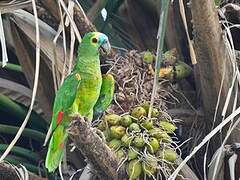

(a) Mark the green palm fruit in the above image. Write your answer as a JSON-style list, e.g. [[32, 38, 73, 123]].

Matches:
[[131, 107, 147, 119], [147, 137, 160, 153], [159, 148, 178, 162], [142, 50, 154, 64], [142, 162, 157, 176], [104, 114, 121, 126], [121, 134, 134, 147], [120, 115, 133, 127], [163, 48, 177, 66], [128, 148, 139, 160], [129, 123, 141, 132], [97, 121, 106, 131], [173, 61, 192, 81], [110, 125, 126, 139], [149, 128, 171, 142], [141, 119, 153, 130], [151, 108, 159, 117], [161, 134, 172, 142], [215, 0, 221, 6], [116, 148, 125, 159], [159, 121, 177, 133], [108, 139, 122, 150], [159, 61, 192, 81], [133, 136, 145, 148], [142, 102, 150, 113], [103, 129, 112, 142], [141, 102, 159, 117], [127, 160, 142, 180], [149, 128, 165, 139]]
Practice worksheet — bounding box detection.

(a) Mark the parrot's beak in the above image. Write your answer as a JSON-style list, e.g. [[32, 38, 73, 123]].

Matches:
[[100, 40, 111, 55]]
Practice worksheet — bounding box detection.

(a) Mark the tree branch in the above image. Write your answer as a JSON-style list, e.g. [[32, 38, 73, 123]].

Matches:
[[0, 163, 46, 180], [67, 117, 127, 180], [40, 0, 96, 34], [73, 3, 97, 34]]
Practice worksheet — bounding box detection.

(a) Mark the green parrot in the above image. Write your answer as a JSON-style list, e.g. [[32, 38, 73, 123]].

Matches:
[[45, 32, 114, 172]]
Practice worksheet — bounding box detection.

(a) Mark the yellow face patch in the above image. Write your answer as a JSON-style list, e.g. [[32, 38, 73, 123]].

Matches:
[[90, 35, 99, 46], [75, 73, 81, 81]]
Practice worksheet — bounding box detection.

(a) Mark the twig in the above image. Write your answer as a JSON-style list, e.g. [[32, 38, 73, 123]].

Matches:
[[58, 0, 81, 42], [148, 0, 170, 118]]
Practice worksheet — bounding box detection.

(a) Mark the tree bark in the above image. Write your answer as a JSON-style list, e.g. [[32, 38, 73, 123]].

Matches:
[[190, 0, 238, 179], [40, 0, 96, 35], [190, 0, 233, 139]]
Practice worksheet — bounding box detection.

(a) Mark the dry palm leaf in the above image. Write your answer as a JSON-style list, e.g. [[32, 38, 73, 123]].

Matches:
[[0, 0, 31, 14], [3, 9, 77, 120], [9, 20, 54, 121], [9, 10, 74, 73], [0, 77, 44, 117]]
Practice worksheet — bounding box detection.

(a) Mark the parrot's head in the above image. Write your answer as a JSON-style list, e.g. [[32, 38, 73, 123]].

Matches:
[[81, 32, 111, 55]]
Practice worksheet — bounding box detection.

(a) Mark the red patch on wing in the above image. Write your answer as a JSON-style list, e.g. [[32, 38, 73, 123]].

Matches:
[[59, 142, 65, 149], [57, 111, 64, 125]]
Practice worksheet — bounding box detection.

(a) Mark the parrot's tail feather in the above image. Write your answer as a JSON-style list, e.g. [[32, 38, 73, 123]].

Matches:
[[45, 125, 68, 172], [93, 110, 102, 122], [43, 123, 52, 146]]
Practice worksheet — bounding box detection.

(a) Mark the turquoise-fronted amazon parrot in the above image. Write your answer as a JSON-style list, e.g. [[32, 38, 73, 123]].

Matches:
[[45, 32, 114, 172]]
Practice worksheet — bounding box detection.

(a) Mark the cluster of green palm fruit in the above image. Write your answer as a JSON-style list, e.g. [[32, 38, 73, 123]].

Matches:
[[96, 103, 178, 179]]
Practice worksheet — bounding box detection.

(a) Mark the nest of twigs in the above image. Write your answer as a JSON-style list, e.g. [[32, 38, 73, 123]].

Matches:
[[106, 50, 176, 115]]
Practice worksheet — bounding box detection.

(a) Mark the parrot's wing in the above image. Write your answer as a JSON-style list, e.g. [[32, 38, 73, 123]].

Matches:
[[93, 74, 115, 120], [44, 71, 82, 146]]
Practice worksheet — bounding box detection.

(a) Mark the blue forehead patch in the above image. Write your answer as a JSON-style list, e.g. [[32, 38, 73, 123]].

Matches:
[[98, 34, 108, 44]]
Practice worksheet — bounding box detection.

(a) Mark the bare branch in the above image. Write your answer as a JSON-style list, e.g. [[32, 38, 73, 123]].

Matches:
[[0, 163, 46, 180]]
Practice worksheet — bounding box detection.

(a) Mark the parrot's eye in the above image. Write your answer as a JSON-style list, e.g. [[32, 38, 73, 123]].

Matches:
[[92, 37, 98, 43]]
